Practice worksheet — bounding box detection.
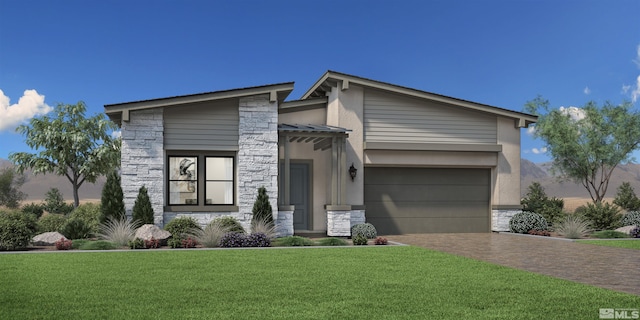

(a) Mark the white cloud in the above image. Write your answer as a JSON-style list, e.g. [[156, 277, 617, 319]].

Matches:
[[631, 75, 640, 103], [111, 130, 122, 139], [531, 147, 547, 154], [526, 125, 536, 135], [583, 86, 591, 95], [559, 106, 586, 121], [622, 84, 631, 94], [0, 89, 52, 132], [633, 44, 640, 69]]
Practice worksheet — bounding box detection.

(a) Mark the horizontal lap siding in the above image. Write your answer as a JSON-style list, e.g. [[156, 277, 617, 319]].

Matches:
[[364, 90, 497, 144], [164, 99, 239, 150]]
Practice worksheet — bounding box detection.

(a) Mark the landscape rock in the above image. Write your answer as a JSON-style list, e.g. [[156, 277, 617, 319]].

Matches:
[[615, 225, 637, 235], [32, 232, 68, 246], [134, 224, 171, 244]]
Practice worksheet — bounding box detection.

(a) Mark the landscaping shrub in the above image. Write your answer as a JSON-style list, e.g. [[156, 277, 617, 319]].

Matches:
[[71, 239, 90, 249], [374, 236, 388, 245], [613, 182, 640, 212], [214, 216, 245, 234], [97, 217, 139, 246], [69, 203, 102, 235], [556, 215, 590, 239], [21, 203, 44, 219], [0, 210, 37, 250], [317, 237, 348, 246], [194, 221, 227, 248], [509, 211, 548, 234], [590, 230, 629, 239], [579, 202, 621, 230], [132, 185, 154, 225], [181, 237, 198, 248], [164, 216, 202, 240], [272, 235, 314, 247], [246, 233, 270, 247], [631, 226, 640, 238], [250, 217, 276, 239], [61, 217, 93, 239], [37, 214, 67, 233], [100, 170, 125, 223], [219, 232, 247, 248], [78, 240, 118, 250], [527, 229, 551, 236], [55, 238, 73, 250], [167, 237, 182, 249], [620, 211, 640, 227], [521, 182, 565, 226], [252, 186, 273, 226], [144, 237, 161, 249], [129, 238, 145, 249], [351, 223, 377, 239], [352, 234, 368, 245], [43, 188, 74, 214]]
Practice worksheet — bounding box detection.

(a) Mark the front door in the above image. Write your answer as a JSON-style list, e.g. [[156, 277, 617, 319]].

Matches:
[[289, 163, 310, 230]]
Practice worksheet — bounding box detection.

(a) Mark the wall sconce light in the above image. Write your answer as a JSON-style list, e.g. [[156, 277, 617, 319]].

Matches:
[[349, 163, 357, 181]]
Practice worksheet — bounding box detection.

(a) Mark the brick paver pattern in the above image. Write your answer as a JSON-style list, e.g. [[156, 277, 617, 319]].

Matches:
[[387, 233, 640, 296]]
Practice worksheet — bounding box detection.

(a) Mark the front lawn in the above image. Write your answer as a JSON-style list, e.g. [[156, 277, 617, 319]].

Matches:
[[1, 246, 638, 319], [577, 239, 640, 250]]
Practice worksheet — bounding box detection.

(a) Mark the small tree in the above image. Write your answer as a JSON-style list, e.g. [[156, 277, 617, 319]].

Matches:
[[132, 186, 154, 225], [613, 182, 640, 212], [44, 188, 73, 214], [521, 182, 565, 226], [100, 170, 125, 223], [0, 167, 27, 208], [252, 186, 273, 226]]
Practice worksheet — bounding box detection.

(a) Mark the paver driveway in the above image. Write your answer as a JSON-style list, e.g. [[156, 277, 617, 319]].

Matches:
[[387, 233, 640, 296]]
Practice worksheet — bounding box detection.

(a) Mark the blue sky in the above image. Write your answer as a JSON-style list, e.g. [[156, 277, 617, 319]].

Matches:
[[1, 0, 639, 163]]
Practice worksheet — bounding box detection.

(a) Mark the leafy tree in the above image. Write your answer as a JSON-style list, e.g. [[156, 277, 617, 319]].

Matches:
[[0, 167, 27, 208], [100, 170, 125, 223], [9, 102, 120, 208], [252, 186, 273, 226], [521, 182, 565, 226], [613, 182, 640, 212], [44, 188, 73, 215], [526, 97, 640, 203], [132, 186, 154, 225]]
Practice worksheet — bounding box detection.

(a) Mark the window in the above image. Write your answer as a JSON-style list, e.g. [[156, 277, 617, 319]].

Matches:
[[167, 154, 235, 207]]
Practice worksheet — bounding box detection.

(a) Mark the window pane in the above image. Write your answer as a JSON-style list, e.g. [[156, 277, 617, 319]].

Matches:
[[168, 156, 198, 205], [205, 181, 233, 204], [206, 157, 233, 180]]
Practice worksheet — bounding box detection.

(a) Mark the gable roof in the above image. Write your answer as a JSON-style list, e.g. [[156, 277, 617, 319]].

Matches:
[[301, 70, 537, 127], [105, 82, 294, 125]]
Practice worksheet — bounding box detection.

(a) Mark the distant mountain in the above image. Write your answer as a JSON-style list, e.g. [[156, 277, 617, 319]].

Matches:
[[520, 158, 640, 199], [0, 158, 104, 202]]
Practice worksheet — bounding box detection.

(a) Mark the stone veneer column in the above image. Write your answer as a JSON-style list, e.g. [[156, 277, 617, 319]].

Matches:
[[238, 95, 279, 230], [492, 209, 521, 232], [120, 108, 164, 225], [327, 210, 351, 236]]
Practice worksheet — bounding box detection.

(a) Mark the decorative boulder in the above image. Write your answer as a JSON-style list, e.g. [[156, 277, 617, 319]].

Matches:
[[134, 224, 171, 245], [615, 225, 636, 236], [32, 232, 68, 246]]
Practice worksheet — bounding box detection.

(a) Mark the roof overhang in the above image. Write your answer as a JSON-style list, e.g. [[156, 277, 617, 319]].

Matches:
[[279, 97, 328, 114], [105, 82, 294, 125], [301, 70, 537, 128], [278, 123, 350, 151]]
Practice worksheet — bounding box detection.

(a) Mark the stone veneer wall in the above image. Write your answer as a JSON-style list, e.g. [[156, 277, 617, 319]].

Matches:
[[237, 95, 279, 227], [120, 108, 165, 225], [492, 209, 521, 232]]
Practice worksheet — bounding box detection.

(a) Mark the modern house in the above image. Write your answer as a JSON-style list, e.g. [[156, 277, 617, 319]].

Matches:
[[104, 71, 537, 236]]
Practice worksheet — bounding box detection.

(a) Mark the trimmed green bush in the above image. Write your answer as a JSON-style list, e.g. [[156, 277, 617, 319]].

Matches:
[[579, 202, 621, 230], [351, 223, 377, 239], [590, 230, 629, 239], [521, 182, 565, 226], [252, 186, 273, 226], [129, 238, 145, 249], [132, 186, 154, 225], [613, 182, 640, 212], [61, 217, 93, 239], [0, 210, 37, 250], [317, 237, 348, 246], [100, 170, 125, 223], [214, 216, 245, 234], [272, 236, 314, 246], [44, 188, 73, 214], [71, 239, 90, 249], [352, 234, 368, 245], [69, 203, 102, 235], [509, 211, 548, 234], [37, 214, 67, 233], [620, 211, 640, 227], [21, 203, 44, 219], [78, 240, 118, 250], [164, 216, 202, 240]]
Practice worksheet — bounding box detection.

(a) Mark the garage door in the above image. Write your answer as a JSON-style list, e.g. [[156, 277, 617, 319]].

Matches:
[[364, 167, 490, 234]]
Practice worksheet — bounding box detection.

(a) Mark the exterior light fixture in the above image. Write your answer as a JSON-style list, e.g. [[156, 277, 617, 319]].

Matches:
[[349, 163, 357, 181]]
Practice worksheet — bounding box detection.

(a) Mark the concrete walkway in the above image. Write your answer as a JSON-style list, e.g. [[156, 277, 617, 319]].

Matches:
[[387, 233, 640, 296]]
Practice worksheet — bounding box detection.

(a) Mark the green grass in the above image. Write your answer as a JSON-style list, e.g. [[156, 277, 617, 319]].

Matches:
[[1, 247, 638, 319], [577, 239, 640, 250], [590, 230, 629, 238]]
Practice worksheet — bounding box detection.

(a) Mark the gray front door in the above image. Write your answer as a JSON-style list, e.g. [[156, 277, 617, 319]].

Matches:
[[289, 163, 310, 230]]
